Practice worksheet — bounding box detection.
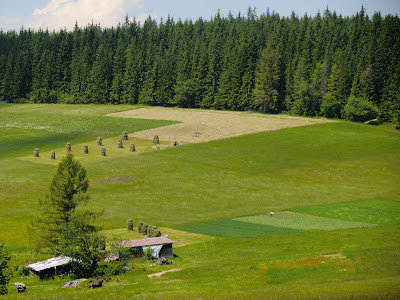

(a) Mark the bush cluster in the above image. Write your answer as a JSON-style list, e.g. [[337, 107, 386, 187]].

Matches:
[[96, 136, 102, 146], [130, 143, 135, 152], [342, 96, 380, 122], [50, 150, 56, 160], [66, 142, 71, 152], [33, 148, 40, 157], [101, 147, 106, 156], [153, 135, 159, 144], [83, 145, 88, 154]]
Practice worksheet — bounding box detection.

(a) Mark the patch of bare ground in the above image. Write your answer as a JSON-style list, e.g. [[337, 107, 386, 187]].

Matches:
[[147, 268, 182, 278], [321, 253, 343, 258], [106, 107, 333, 144]]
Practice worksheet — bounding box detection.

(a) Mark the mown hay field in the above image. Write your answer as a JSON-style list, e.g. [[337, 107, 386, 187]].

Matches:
[[107, 107, 332, 143]]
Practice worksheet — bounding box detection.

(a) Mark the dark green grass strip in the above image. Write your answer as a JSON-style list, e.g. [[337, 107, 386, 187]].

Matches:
[[175, 219, 304, 238], [293, 198, 400, 225]]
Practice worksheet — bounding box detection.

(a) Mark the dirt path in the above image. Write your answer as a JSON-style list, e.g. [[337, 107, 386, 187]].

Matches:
[[107, 107, 332, 144], [147, 268, 182, 278]]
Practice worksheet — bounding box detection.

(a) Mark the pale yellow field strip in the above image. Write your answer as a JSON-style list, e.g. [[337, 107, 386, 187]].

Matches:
[[107, 107, 333, 144]]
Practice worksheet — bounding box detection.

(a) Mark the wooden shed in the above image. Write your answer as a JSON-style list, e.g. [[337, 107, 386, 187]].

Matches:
[[27, 256, 74, 279]]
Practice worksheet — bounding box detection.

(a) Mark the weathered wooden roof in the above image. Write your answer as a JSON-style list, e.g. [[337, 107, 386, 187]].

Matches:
[[117, 236, 174, 248]]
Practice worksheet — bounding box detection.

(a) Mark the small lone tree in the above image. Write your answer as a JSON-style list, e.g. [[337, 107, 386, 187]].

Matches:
[[66, 142, 72, 152], [96, 136, 102, 146], [50, 151, 56, 160], [30, 153, 90, 252], [129, 143, 135, 152], [117, 140, 123, 148], [29, 153, 105, 277], [33, 148, 40, 157], [83, 145, 88, 154], [153, 135, 159, 144], [126, 219, 133, 231], [137, 220, 144, 233], [122, 131, 129, 140], [101, 147, 106, 156], [0, 244, 11, 295]]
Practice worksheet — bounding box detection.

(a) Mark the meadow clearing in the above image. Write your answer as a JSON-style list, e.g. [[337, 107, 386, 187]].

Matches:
[[0, 103, 399, 299]]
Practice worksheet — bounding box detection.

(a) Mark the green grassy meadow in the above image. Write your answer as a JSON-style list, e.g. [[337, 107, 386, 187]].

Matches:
[[1, 103, 400, 298]]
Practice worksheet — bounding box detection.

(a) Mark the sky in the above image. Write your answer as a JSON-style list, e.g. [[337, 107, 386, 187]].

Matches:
[[0, 0, 399, 31]]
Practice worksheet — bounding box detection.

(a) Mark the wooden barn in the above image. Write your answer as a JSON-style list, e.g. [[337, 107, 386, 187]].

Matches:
[[117, 236, 175, 258]]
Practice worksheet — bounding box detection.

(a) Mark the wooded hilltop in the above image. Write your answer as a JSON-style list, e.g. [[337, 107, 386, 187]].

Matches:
[[1, 7, 399, 124]]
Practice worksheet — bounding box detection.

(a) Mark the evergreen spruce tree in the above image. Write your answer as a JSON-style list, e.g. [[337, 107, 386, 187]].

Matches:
[[254, 36, 281, 113], [29, 153, 104, 277], [29, 153, 90, 253]]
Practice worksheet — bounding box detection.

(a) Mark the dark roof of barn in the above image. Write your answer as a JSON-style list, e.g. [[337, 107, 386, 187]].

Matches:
[[117, 236, 174, 248]]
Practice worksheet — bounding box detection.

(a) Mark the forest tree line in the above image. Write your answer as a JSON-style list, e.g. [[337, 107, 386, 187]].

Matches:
[[0, 7, 399, 123]]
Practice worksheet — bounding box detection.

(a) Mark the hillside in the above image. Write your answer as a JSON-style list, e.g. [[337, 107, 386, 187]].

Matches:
[[0, 104, 399, 298]]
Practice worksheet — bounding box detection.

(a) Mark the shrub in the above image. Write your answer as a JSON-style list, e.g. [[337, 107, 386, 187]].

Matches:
[[321, 93, 343, 118], [126, 219, 133, 231], [173, 140, 178, 147], [117, 139, 123, 148], [83, 145, 88, 154], [130, 143, 135, 152], [122, 131, 129, 140], [15, 266, 31, 277], [137, 220, 144, 233], [66, 142, 71, 152], [101, 147, 106, 156], [143, 247, 154, 260], [96, 136, 102, 146], [153, 135, 159, 144], [290, 83, 318, 116], [50, 151, 56, 160], [342, 95, 380, 122], [33, 148, 40, 157]]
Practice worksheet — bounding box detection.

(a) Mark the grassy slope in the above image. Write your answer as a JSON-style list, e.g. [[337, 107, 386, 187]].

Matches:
[[293, 198, 400, 224], [6, 226, 400, 299], [83, 121, 400, 231], [0, 104, 399, 298]]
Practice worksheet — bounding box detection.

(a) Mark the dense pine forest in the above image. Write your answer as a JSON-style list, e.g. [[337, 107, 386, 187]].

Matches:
[[1, 7, 399, 123]]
